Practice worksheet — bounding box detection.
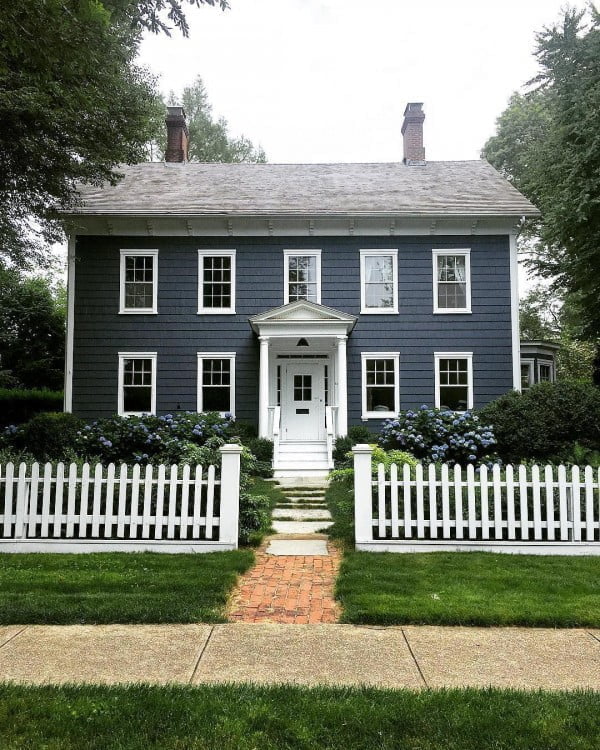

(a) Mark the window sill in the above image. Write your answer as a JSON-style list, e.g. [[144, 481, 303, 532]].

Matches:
[[361, 412, 397, 420], [360, 308, 399, 315], [118, 411, 156, 417], [197, 309, 236, 315], [433, 309, 472, 315], [119, 310, 158, 315]]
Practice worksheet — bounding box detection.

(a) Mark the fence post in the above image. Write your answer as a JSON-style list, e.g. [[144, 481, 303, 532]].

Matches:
[[219, 444, 242, 549], [353, 444, 373, 546]]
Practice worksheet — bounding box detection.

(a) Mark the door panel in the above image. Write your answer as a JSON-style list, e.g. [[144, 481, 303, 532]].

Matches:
[[281, 363, 325, 441]]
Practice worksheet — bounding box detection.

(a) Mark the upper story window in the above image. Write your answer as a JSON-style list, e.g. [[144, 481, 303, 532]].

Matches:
[[434, 352, 473, 411], [118, 352, 157, 416], [361, 352, 400, 419], [197, 353, 236, 416], [360, 249, 398, 314], [119, 249, 158, 314], [433, 250, 471, 313], [283, 250, 321, 304], [198, 249, 236, 314]]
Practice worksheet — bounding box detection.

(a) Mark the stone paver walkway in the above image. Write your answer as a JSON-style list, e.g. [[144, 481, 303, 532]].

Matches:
[[1, 624, 599, 689], [228, 539, 341, 623]]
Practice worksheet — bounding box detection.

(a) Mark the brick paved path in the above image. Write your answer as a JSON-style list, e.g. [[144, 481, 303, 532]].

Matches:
[[228, 540, 342, 624]]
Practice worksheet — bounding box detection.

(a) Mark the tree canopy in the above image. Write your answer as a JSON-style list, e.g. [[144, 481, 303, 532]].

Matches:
[[0, 1, 227, 269], [483, 8, 600, 356], [165, 77, 266, 163]]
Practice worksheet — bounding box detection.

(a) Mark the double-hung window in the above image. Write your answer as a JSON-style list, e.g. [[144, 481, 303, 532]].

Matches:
[[538, 362, 554, 383], [521, 359, 534, 391], [118, 353, 157, 416], [197, 353, 236, 416], [360, 249, 398, 313], [434, 352, 473, 411], [283, 250, 321, 304], [432, 250, 471, 313], [361, 353, 400, 419], [119, 249, 158, 314], [198, 249, 236, 314]]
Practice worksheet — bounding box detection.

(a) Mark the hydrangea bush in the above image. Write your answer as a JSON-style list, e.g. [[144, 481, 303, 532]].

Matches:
[[74, 412, 235, 465], [378, 406, 497, 465]]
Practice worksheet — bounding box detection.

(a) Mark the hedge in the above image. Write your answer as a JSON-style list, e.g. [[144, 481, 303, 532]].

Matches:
[[0, 389, 63, 427]]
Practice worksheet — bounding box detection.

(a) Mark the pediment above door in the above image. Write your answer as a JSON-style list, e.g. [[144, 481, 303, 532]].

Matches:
[[249, 300, 357, 337]]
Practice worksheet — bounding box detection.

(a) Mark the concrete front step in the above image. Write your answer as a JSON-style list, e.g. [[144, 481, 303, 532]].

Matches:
[[272, 520, 333, 534], [273, 508, 332, 521]]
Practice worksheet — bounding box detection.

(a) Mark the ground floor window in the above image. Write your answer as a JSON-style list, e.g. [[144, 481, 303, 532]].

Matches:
[[118, 352, 157, 416], [538, 362, 554, 383], [521, 359, 534, 391], [197, 353, 236, 416], [434, 352, 473, 411], [361, 352, 400, 419]]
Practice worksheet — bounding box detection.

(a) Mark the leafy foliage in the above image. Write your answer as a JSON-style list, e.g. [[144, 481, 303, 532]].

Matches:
[[483, 7, 600, 365], [5, 412, 85, 462], [378, 406, 497, 465], [479, 381, 600, 464], [0, 267, 65, 389], [0, 389, 63, 427]]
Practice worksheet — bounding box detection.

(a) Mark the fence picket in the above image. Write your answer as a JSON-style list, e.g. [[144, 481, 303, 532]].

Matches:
[[53, 463, 65, 537], [441, 463, 450, 537], [390, 463, 399, 538], [454, 464, 463, 539], [180, 464, 191, 540], [584, 465, 595, 541], [40, 463, 52, 537], [545, 465, 555, 541], [15, 463, 27, 539], [415, 464, 425, 537], [206, 464, 216, 540], [78, 463, 90, 538], [3, 462, 14, 537], [27, 462, 40, 537], [403, 464, 412, 538], [506, 465, 516, 539], [91, 463, 103, 537], [518, 464, 529, 541], [377, 463, 386, 538], [480, 465, 489, 540], [467, 464, 476, 538], [142, 464, 153, 539], [104, 463, 116, 537], [428, 463, 437, 539], [154, 464, 166, 540], [167, 465, 178, 538], [66, 463, 78, 538], [571, 466, 581, 542], [558, 465, 569, 541], [492, 463, 503, 540], [193, 465, 203, 538], [531, 465, 542, 540], [130, 464, 141, 539], [117, 464, 128, 538]]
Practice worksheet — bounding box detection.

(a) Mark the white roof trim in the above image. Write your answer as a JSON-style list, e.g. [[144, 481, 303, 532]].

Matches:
[[249, 300, 357, 336]]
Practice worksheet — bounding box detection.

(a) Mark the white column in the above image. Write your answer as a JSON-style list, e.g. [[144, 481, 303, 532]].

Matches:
[[64, 234, 76, 413], [336, 335, 348, 437], [353, 444, 373, 545], [258, 336, 270, 438], [219, 444, 242, 549]]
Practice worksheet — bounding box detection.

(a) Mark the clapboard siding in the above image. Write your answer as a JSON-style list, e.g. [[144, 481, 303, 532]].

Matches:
[[72, 234, 513, 425]]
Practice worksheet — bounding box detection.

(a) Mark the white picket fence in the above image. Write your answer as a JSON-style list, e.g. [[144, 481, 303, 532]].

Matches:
[[0, 444, 242, 553], [352, 445, 600, 554]]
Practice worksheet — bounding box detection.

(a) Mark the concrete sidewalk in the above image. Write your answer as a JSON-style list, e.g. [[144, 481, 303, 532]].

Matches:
[[0, 624, 599, 690]]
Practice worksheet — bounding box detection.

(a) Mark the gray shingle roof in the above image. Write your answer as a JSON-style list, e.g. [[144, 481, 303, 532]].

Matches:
[[72, 160, 539, 217]]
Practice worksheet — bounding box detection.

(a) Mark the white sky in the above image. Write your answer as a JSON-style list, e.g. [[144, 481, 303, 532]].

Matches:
[[138, 0, 592, 164]]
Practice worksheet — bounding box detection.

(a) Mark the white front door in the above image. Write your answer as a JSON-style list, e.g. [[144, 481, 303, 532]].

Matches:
[[281, 362, 325, 442]]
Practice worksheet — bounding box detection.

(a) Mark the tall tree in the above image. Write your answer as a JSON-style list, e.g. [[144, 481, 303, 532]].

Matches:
[[167, 77, 266, 163], [483, 8, 600, 378], [0, 1, 227, 269]]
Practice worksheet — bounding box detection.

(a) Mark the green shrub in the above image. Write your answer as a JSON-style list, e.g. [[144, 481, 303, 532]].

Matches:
[[239, 491, 271, 545], [348, 425, 374, 443], [0, 389, 63, 427], [329, 445, 418, 483], [479, 381, 600, 463], [246, 437, 273, 463], [379, 406, 497, 465], [333, 436, 352, 465], [5, 412, 85, 462]]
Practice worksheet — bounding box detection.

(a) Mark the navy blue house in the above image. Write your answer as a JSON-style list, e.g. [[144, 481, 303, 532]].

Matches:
[[64, 103, 538, 477]]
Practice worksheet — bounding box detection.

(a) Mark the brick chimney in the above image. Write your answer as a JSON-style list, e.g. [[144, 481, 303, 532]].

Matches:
[[401, 102, 425, 165], [165, 106, 189, 163]]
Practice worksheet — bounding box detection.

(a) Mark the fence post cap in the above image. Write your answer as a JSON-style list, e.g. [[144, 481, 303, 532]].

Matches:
[[352, 444, 373, 454], [219, 443, 244, 454]]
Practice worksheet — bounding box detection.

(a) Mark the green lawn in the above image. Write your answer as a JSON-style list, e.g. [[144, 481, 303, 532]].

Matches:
[[0, 550, 253, 625], [0, 684, 598, 749], [327, 481, 600, 627]]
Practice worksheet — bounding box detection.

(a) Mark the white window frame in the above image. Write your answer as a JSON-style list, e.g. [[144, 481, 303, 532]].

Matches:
[[537, 360, 555, 383], [119, 249, 158, 314], [283, 249, 322, 305], [432, 249, 471, 314], [361, 352, 400, 420], [360, 249, 399, 314], [118, 352, 157, 416], [197, 352, 236, 417], [520, 358, 534, 391], [198, 249, 236, 314], [434, 352, 473, 411]]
